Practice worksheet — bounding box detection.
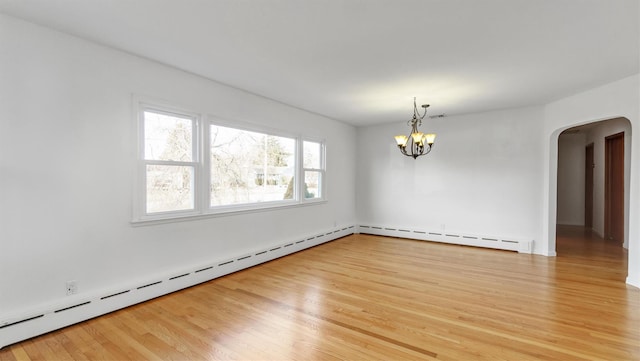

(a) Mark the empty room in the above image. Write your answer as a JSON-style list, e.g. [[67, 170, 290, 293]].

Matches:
[[1, 0, 639, 360]]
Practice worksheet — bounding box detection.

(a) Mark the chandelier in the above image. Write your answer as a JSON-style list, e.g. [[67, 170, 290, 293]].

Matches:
[[394, 97, 436, 159]]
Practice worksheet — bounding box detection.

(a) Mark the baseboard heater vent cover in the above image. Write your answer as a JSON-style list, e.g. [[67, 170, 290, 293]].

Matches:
[[358, 224, 533, 254], [0, 224, 356, 349]]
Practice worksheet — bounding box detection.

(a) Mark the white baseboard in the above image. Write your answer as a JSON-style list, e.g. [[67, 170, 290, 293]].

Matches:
[[626, 274, 640, 289], [0, 225, 356, 349], [357, 224, 534, 254]]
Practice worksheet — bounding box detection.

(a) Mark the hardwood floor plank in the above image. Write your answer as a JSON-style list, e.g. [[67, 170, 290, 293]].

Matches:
[[1, 228, 638, 360]]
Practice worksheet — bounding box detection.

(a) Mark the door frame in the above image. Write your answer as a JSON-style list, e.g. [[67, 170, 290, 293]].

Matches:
[[604, 132, 624, 243], [584, 143, 594, 229]]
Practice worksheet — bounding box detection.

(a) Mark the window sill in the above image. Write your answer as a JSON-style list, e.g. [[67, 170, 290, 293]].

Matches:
[[131, 199, 327, 227]]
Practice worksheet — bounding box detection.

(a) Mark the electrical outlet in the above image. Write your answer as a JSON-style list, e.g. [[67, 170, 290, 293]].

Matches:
[[66, 280, 78, 295]]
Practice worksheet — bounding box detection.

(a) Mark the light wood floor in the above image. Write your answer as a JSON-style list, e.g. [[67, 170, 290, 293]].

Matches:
[[1, 227, 638, 360]]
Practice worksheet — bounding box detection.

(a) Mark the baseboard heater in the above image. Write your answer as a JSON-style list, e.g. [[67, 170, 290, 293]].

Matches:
[[0, 225, 356, 349], [358, 225, 533, 254]]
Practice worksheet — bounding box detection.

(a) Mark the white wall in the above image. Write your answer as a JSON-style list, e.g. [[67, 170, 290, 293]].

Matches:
[[0, 15, 356, 317], [557, 133, 587, 226], [356, 106, 545, 251], [543, 74, 639, 287]]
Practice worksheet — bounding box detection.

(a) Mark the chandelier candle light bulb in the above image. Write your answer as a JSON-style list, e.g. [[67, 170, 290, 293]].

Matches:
[[394, 98, 436, 159]]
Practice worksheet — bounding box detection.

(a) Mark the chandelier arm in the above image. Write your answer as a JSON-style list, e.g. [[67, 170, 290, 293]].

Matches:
[[398, 145, 411, 157], [419, 144, 433, 157], [412, 141, 433, 158], [398, 142, 433, 158]]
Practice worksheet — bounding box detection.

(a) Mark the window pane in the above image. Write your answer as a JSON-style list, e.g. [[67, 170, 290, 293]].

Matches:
[[303, 141, 321, 169], [144, 111, 193, 161], [304, 171, 321, 199], [146, 165, 194, 213], [210, 125, 295, 206]]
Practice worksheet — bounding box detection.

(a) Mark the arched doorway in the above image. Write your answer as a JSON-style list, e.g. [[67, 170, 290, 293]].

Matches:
[[555, 117, 631, 257]]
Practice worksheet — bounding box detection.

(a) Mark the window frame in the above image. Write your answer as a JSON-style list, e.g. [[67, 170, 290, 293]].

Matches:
[[133, 99, 326, 224], [135, 103, 202, 222], [300, 139, 326, 202]]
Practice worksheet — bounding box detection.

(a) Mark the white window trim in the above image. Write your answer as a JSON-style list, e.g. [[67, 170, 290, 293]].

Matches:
[[132, 98, 326, 226]]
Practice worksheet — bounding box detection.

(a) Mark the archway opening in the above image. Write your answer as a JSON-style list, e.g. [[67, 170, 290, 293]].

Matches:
[[555, 117, 631, 266]]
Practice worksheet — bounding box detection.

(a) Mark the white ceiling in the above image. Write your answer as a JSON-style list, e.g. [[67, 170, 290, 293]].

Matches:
[[1, 0, 638, 126]]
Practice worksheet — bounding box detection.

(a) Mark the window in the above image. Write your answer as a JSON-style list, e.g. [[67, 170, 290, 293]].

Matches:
[[302, 140, 324, 199], [209, 124, 296, 207], [135, 101, 325, 222], [140, 108, 198, 215]]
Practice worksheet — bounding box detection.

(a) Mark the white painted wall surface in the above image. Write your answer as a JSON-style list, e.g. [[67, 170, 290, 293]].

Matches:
[[556, 133, 586, 226], [0, 15, 357, 317], [543, 74, 639, 287], [356, 106, 545, 252]]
